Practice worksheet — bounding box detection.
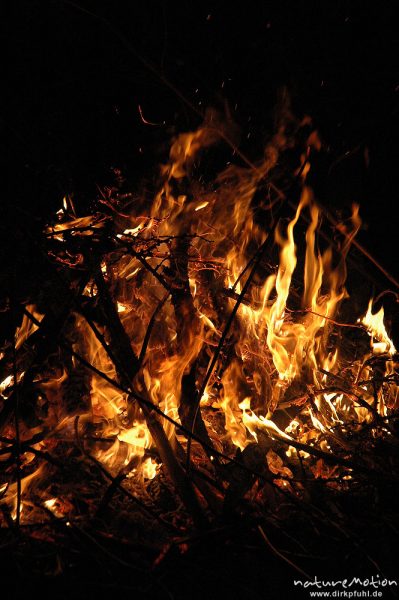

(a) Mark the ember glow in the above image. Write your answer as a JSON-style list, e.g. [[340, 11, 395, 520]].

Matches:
[[0, 117, 398, 535]]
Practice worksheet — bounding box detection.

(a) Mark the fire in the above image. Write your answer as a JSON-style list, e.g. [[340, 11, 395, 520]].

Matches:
[[360, 299, 396, 355], [1, 115, 398, 534], [239, 398, 293, 443], [142, 457, 160, 480], [15, 305, 44, 350], [0, 375, 13, 394], [43, 497, 65, 518], [118, 421, 151, 448]]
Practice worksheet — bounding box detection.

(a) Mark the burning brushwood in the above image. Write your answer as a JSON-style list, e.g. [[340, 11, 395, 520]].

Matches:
[[0, 116, 398, 582]]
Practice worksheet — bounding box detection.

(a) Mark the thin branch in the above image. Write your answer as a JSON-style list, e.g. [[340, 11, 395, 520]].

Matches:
[[257, 524, 311, 579], [138, 290, 170, 366]]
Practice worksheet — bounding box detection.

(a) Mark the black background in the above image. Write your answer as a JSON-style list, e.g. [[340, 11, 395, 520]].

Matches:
[[3, 1, 399, 306], [3, 0, 399, 336], [5, 2, 398, 231]]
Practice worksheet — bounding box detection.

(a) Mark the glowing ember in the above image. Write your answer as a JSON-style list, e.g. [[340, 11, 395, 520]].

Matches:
[[44, 498, 65, 518]]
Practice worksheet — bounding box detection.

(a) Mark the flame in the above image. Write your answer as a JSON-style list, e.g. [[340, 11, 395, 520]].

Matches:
[[0, 375, 13, 394], [142, 457, 160, 480], [15, 305, 44, 350], [195, 201, 209, 211], [118, 421, 151, 448], [360, 299, 396, 355], [260, 191, 357, 386], [358, 300, 397, 416], [1, 465, 43, 522], [44, 497, 65, 518], [239, 398, 293, 442], [216, 190, 360, 446], [3, 118, 397, 522], [117, 302, 128, 313]]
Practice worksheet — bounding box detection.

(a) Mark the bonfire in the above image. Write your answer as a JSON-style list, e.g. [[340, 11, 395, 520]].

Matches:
[[1, 109, 398, 596]]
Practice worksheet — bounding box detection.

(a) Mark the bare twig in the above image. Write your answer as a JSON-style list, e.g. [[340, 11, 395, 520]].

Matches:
[[257, 524, 311, 579], [138, 291, 170, 366]]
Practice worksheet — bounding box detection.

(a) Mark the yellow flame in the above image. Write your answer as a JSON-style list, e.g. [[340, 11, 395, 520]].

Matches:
[[360, 299, 396, 355], [15, 305, 44, 350], [0, 375, 13, 394], [44, 497, 65, 518], [195, 201, 209, 211], [118, 421, 151, 449], [142, 457, 160, 480], [117, 302, 128, 313]]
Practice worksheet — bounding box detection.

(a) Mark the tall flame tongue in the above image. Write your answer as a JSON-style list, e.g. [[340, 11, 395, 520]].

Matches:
[[358, 299, 397, 416], [360, 299, 396, 355], [218, 189, 362, 445], [264, 192, 361, 389]]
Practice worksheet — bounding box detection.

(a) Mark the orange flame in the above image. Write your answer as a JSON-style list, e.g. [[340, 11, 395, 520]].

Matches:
[[3, 118, 396, 517]]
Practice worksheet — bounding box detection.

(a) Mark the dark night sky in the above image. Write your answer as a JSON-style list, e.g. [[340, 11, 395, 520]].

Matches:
[[4, 1, 399, 277]]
